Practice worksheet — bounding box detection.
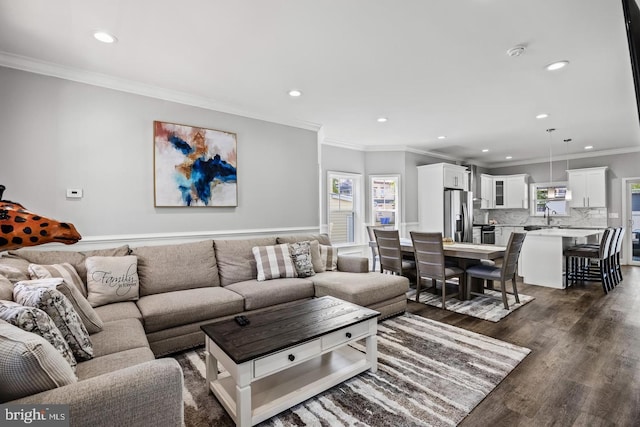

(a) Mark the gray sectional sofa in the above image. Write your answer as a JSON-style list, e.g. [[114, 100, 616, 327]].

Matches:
[[0, 233, 409, 426]]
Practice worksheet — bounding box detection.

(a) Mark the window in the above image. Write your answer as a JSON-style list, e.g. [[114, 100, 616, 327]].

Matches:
[[530, 182, 570, 216], [370, 175, 400, 228], [328, 172, 362, 244]]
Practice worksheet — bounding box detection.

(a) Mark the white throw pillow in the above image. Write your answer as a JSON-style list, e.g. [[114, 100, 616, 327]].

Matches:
[[252, 244, 298, 281], [85, 255, 139, 307]]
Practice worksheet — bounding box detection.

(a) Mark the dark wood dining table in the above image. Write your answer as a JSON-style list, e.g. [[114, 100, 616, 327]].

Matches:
[[394, 238, 506, 300]]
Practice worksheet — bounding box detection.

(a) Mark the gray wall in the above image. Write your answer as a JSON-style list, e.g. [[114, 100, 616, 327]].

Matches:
[[489, 151, 640, 226], [0, 67, 319, 237]]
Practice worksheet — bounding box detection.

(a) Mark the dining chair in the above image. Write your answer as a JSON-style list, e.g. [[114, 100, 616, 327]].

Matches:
[[374, 229, 416, 283], [367, 225, 391, 272], [410, 232, 464, 308], [465, 232, 526, 310]]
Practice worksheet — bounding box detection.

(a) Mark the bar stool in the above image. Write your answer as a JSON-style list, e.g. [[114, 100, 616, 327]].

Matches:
[[563, 228, 615, 293]]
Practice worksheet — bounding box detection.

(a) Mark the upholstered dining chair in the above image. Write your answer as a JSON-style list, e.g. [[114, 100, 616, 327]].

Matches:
[[374, 229, 416, 284], [410, 232, 464, 309], [465, 232, 526, 309]]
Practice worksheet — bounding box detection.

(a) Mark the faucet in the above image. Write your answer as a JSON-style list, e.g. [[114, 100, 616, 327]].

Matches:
[[543, 204, 557, 226]]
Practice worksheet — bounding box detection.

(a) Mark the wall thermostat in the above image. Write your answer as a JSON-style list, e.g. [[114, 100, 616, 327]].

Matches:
[[66, 188, 83, 199]]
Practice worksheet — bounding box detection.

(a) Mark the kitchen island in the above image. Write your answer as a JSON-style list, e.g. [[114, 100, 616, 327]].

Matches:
[[519, 228, 603, 288]]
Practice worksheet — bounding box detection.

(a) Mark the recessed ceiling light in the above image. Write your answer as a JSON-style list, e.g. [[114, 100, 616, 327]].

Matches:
[[584, 145, 593, 150], [545, 60, 569, 71], [536, 113, 549, 119], [437, 135, 446, 140], [93, 31, 117, 44], [377, 117, 388, 123], [288, 90, 302, 97], [505, 156, 513, 160], [482, 149, 489, 153]]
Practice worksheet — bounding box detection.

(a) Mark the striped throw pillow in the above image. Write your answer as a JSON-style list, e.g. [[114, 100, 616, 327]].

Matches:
[[320, 244, 338, 271], [28, 263, 87, 297], [252, 244, 298, 281]]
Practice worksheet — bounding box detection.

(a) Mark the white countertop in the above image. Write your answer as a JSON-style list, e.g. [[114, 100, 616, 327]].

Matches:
[[525, 228, 603, 238]]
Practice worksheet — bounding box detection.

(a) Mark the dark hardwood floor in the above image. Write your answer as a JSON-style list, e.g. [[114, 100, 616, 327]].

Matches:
[[406, 266, 640, 426]]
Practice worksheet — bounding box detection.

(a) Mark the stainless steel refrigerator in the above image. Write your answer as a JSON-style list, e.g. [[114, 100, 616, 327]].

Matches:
[[444, 189, 473, 242]]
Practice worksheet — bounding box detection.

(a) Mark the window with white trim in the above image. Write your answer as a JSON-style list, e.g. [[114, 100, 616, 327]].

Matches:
[[328, 172, 362, 244]]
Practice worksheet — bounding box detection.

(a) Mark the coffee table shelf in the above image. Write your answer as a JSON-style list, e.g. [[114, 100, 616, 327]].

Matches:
[[208, 345, 370, 426]]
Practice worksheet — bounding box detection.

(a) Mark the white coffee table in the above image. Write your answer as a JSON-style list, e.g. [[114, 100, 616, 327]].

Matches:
[[201, 296, 379, 427]]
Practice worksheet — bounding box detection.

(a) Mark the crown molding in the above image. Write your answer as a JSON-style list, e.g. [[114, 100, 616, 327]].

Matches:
[[320, 139, 465, 162], [490, 145, 640, 168], [0, 51, 322, 132], [321, 138, 367, 151]]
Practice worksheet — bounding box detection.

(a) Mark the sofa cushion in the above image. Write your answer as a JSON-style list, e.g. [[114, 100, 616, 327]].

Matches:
[[311, 271, 410, 307], [94, 302, 142, 323], [0, 261, 30, 284], [0, 275, 12, 301], [85, 256, 139, 307], [0, 300, 76, 370], [214, 237, 277, 286], [8, 245, 130, 286], [0, 320, 77, 403], [14, 283, 93, 361], [28, 262, 87, 297], [225, 278, 315, 311], [14, 278, 103, 334], [132, 240, 220, 296], [288, 241, 315, 278], [76, 347, 155, 381], [253, 244, 298, 281], [90, 318, 149, 358], [136, 287, 245, 333], [320, 245, 338, 271]]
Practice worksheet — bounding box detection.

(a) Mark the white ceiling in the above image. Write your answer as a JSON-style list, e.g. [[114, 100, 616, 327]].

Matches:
[[1, 0, 639, 166]]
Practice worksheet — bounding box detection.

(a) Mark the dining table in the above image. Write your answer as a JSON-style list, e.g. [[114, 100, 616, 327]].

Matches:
[[396, 238, 507, 300]]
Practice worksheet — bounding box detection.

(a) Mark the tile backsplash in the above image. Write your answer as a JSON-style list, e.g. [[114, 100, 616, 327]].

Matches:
[[474, 208, 608, 228]]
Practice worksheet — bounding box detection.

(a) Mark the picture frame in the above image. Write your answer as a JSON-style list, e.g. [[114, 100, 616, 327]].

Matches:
[[153, 121, 237, 207]]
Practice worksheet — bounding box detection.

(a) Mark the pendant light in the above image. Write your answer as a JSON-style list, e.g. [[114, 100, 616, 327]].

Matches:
[[564, 138, 573, 200], [547, 128, 556, 198]]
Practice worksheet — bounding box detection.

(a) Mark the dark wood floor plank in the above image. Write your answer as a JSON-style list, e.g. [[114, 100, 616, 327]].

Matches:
[[407, 265, 640, 426]]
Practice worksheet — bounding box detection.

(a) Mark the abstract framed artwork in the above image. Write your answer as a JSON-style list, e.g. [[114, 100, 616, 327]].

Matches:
[[154, 121, 237, 207]]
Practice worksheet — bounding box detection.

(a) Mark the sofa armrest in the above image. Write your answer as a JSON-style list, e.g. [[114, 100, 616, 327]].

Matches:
[[337, 255, 369, 273], [12, 359, 183, 427]]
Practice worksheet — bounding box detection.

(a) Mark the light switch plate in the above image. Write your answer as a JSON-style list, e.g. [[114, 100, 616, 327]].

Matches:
[[66, 188, 83, 199]]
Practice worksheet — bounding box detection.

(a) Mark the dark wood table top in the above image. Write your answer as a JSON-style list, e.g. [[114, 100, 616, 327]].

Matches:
[[201, 296, 380, 364], [369, 238, 505, 260]]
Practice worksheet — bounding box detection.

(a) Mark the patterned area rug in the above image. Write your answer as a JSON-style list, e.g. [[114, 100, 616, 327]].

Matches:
[[174, 313, 530, 426], [407, 288, 535, 322]]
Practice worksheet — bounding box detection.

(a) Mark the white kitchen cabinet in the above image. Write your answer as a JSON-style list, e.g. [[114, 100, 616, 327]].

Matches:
[[481, 174, 528, 209], [442, 164, 469, 190], [480, 174, 494, 209], [568, 167, 607, 208], [496, 226, 524, 246], [505, 175, 529, 209]]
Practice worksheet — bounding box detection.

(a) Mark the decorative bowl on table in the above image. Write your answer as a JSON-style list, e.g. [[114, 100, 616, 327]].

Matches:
[[442, 237, 455, 245]]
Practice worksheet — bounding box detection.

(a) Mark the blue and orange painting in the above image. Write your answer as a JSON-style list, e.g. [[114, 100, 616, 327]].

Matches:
[[154, 121, 237, 207]]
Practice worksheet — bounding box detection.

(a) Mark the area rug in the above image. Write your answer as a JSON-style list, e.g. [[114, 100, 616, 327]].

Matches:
[[174, 313, 530, 426], [406, 288, 535, 322]]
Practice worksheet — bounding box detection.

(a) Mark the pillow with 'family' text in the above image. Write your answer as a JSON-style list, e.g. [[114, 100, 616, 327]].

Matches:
[[85, 255, 139, 308]]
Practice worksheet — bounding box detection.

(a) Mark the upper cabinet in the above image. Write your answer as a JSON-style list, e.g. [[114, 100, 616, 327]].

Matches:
[[481, 174, 529, 209], [419, 163, 469, 190], [442, 164, 469, 190], [567, 167, 607, 208]]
